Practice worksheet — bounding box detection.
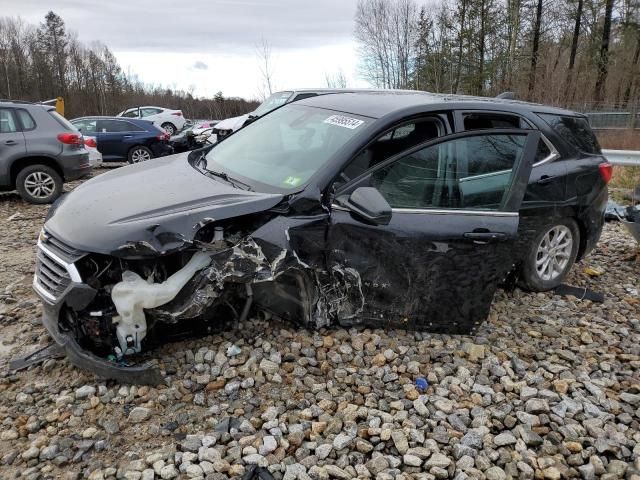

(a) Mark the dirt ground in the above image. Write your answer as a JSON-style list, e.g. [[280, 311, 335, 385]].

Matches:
[[0, 168, 639, 480]]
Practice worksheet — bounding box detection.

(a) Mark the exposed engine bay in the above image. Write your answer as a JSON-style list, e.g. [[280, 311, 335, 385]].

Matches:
[[35, 211, 366, 383]]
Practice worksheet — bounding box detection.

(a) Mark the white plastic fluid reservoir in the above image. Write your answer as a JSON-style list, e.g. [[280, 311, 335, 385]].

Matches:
[[111, 251, 212, 353], [213, 226, 224, 242]]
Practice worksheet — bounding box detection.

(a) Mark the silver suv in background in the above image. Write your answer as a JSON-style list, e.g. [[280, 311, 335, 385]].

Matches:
[[0, 100, 91, 203]]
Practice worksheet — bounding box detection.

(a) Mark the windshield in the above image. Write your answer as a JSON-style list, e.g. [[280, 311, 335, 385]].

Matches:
[[251, 91, 293, 117], [204, 104, 371, 191]]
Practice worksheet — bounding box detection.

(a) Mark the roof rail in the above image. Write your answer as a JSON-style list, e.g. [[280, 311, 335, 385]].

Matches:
[[496, 92, 515, 100], [0, 99, 35, 105]]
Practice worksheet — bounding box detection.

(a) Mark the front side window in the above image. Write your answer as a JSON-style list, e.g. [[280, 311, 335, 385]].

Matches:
[[537, 113, 600, 154], [97, 120, 135, 132], [205, 104, 371, 191], [367, 133, 527, 210], [0, 109, 18, 133], [337, 118, 441, 188]]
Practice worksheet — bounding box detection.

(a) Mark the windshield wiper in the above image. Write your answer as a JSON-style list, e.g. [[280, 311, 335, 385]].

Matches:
[[207, 170, 253, 191]]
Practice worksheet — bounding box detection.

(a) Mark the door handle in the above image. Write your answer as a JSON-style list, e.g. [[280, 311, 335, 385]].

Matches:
[[123, 135, 132, 138], [536, 175, 557, 185], [4, 140, 17, 145], [463, 231, 507, 244]]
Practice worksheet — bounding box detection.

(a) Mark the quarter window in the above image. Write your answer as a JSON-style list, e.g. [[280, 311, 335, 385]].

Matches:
[[0, 109, 18, 133], [16, 109, 36, 130], [537, 113, 600, 154], [368, 133, 527, 210], [121, 109, 140, 118]]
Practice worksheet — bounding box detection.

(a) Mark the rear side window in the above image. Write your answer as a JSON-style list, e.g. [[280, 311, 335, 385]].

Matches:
[[0, 109, 18, 133], [49, 110, 78, 132], [16, 109, 36, 130], [141, 108, 162, 117], [463, 112, 530, 130], [538, 114, 600, 154]]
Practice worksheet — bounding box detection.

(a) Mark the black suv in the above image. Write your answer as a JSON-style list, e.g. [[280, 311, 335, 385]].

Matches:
[[33, 91, 609, 382], [0, 100, 91, 203]]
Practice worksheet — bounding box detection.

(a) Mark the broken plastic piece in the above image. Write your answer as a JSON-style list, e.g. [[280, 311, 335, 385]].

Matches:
[[9, 343, 65, 371], [111, 251, 212, 353], [553, 284, 604, 303], [415, 377, 429, 391], [583, 266, 604, 277]]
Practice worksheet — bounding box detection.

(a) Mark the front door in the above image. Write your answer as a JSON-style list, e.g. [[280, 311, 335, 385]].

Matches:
[[327, 130, 540, 333]]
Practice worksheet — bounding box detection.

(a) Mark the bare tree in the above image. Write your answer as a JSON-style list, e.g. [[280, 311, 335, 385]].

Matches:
[[594, 0, 615, 103], [528, 0, 544, 99], [256, 37, 275, 98], [354, 0, 418, 89], [325, 69, 347, 88]]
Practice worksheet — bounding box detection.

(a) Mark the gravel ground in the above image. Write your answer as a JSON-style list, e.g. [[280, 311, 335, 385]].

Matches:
[[0, 172, 639, 480]]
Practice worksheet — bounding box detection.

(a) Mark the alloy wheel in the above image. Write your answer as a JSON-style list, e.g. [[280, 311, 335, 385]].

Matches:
[[24, 171, 56, 199], [535, 225, 573, 281], [131, 149, 151, 163], [163, 124, 176, 135]]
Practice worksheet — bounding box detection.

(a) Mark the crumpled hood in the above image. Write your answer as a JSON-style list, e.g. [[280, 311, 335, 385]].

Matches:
[[215, 114, 249, 132], [45, 153, 284, 256]]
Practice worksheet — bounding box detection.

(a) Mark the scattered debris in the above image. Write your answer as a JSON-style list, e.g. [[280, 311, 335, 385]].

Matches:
[[8, 343, 65, 371], [583, 266, 604, 277], [553, 284, 605, 303]]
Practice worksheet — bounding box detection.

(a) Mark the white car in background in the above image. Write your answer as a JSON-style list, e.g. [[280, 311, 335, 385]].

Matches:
[[117, 106, 186, 135], [83, 136, 102, 167]]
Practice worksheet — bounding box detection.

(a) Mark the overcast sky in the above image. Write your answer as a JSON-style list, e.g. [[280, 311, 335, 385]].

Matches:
[[2, 0, 371, 99]]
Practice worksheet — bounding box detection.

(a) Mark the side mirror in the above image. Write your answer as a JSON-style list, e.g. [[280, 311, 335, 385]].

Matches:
[[340, 187, 392, 225]]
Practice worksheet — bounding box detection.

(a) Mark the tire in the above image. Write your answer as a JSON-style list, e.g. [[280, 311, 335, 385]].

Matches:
[[161, 122, 176, 135], [127, 146, 153, 164], [519, 218, 580, 292], [15, 164, 63, 204]]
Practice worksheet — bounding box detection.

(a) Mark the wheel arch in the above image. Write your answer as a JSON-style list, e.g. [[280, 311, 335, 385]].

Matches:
[[9, 156, 64, 188]]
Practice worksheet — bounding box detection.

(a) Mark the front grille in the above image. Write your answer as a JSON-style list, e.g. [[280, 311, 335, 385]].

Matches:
[[34, 233, 84, 303]]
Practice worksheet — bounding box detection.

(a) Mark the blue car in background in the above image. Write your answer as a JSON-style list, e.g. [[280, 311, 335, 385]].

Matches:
[[70, 116, 173, 163]]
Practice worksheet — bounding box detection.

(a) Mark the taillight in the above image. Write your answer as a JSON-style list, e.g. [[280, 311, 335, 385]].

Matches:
[[156, 132, 170, 141], [172, 111, 182, 116], [598, 162, 613, 184], [57, 133, 83, 145], [84, 138, 97, 148]]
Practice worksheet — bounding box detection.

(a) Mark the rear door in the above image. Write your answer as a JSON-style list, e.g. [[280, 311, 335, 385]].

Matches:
[[327, 130, 540, 333], [0, 108, 26, 184]]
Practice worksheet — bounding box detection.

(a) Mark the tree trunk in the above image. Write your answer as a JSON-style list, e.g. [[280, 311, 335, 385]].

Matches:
[[594, 0, 615, 104], [564, 0, 583, 104], [528, 0, 543, 99], [454, 0, 467, 93]]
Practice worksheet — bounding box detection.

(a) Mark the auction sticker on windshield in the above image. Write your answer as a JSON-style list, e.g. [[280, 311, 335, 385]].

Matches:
[[323, 115, 364, 129]]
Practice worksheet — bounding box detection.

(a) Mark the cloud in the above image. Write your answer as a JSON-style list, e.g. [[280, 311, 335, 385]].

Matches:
[[3, 0, 357, 53], [192, 61, 208, 70]]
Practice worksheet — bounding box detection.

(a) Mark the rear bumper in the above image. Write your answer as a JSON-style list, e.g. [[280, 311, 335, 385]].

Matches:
[[36, 283, 165, 385], [151, 142, 173, 158], [60, 151, 92, 181]]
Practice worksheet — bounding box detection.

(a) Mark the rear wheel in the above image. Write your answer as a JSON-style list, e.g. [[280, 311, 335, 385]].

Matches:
[[16, 164, 63, 204], [161, 122, 176, 135], [519, 218, 580, 291], [128, 146, 153, 164]]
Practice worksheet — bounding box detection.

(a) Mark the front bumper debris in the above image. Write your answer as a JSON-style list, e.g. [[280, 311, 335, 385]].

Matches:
[[40, 301, 165, 385]]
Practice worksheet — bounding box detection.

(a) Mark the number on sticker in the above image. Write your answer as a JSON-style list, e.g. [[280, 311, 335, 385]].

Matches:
[[323, 115, 364, 129]]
